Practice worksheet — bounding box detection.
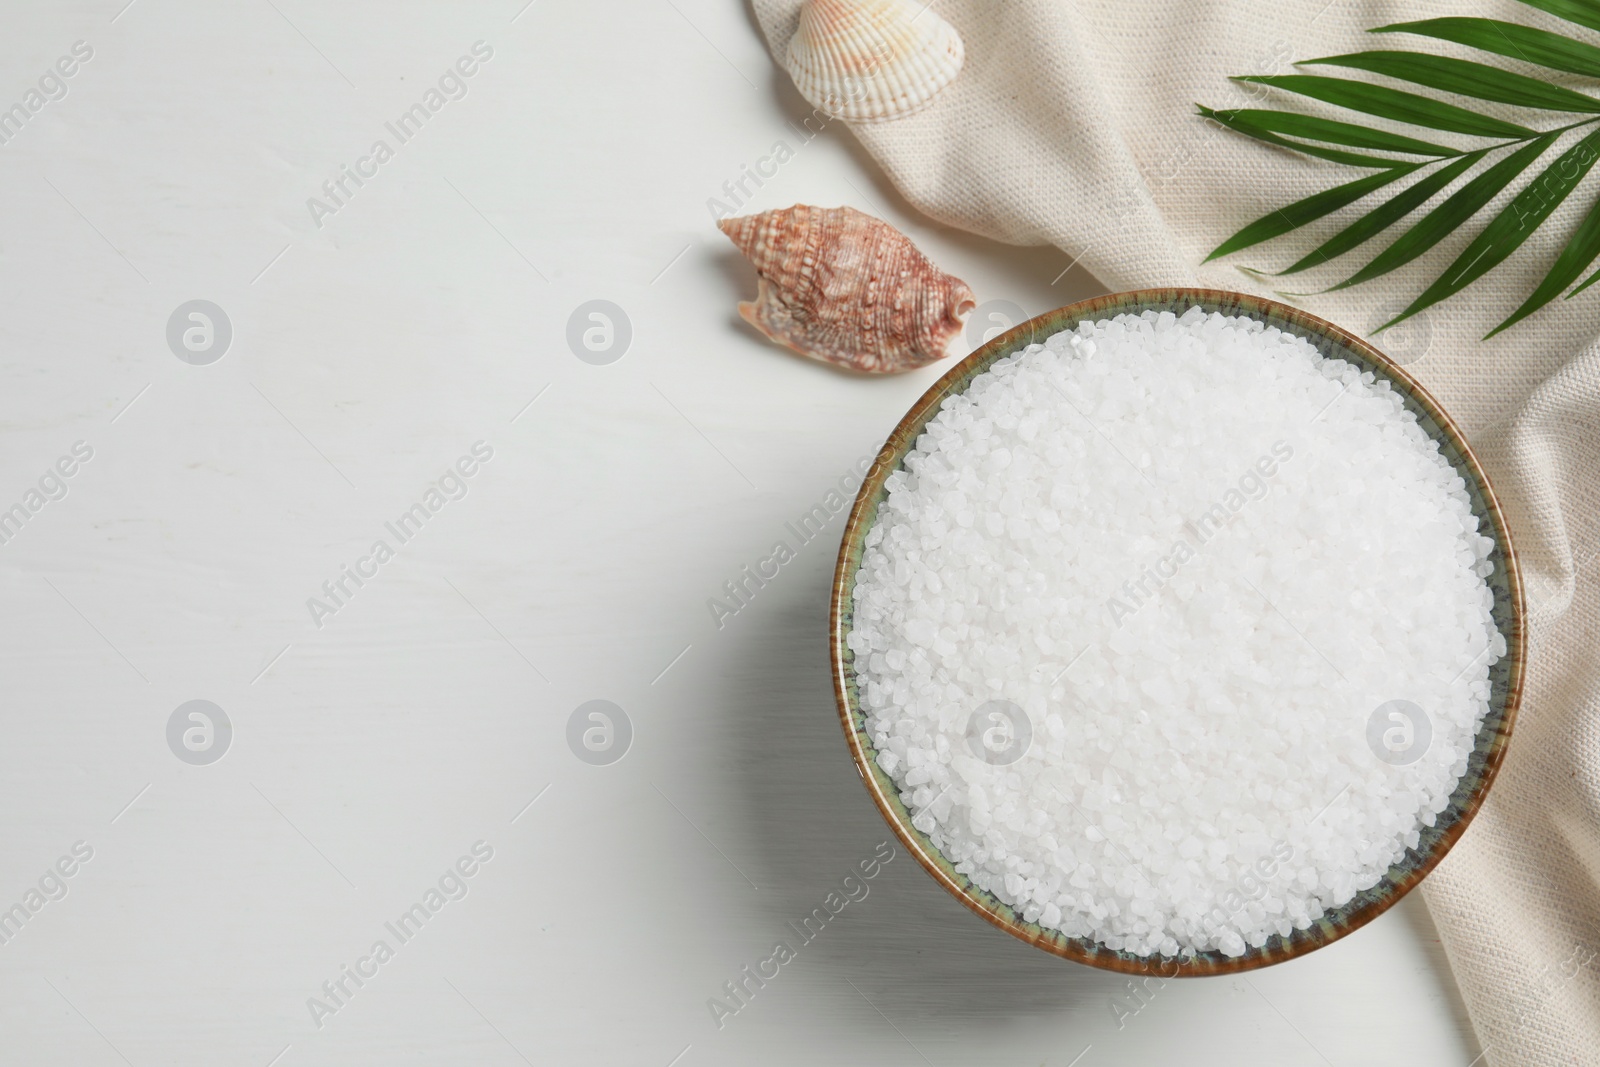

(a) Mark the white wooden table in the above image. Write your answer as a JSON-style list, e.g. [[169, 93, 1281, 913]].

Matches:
[[0, 1, 1482, 1063]]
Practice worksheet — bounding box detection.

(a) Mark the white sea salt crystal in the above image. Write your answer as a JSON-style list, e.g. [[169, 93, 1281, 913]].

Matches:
[[849, 311, 1502, 958]]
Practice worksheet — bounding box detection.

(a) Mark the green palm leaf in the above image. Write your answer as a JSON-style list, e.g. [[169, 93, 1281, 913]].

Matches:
[[1200, 107, 1461, 155], [1373, 18, 1600, 79], [1382, 128, 1600, 327], [1205, 164, 1423, 261], [1567, 243, 1600, 295], [1272, 152, 1486, 275], [1204, 6, 1600, 335], [1331, 133, 1559, 290], [1234, 74, 1537, 137], [1197, 106, 1428, 167], [1490, 193, 1600, 334], [1304, 52, 1600, 113], [1517, 0, 1600, 36]]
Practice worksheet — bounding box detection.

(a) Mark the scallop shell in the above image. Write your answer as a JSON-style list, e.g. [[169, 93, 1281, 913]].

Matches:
[[784, 0, 964, 123], [719, 204, 975, 374]]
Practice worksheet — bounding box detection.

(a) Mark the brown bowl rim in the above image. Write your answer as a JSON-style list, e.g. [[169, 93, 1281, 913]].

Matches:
[[828, 287, 1526, 977]]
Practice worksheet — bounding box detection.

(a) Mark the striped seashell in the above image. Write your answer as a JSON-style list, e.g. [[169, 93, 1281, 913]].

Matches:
[[719, 204, 975, 374], [784, 0, 964, 123]]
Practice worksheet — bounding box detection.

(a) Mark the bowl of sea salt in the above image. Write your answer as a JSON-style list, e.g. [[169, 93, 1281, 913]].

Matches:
[[832, 289, 1526, 976]]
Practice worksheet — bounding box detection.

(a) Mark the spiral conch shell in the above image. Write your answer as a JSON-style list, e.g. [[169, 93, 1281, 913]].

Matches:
[[784, 0, 964, 123], [719, 205, 975, 374]]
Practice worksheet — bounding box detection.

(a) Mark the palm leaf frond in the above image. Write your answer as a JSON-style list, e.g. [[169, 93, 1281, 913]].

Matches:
[[1197, 105, 1428, 167], [1203, 107, 1462, 156], [1232, 74, 1538, 137], [1517, 0, 1600, 36], [1203, 7, 1600, 336], [1383, 128, 1600, 325], [1273, 152, 1486, 275], [1492, 191, 1600, 334], [1302, 51, 1600, 113], [1330, 134, 1559, 291], [1205, 164, 1423, 261], [1373, 18, 1600, 79]]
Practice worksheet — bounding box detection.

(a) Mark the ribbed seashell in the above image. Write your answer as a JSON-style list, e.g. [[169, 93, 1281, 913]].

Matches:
[[719, 204, 975, 374], [784, 0, 964, 123]]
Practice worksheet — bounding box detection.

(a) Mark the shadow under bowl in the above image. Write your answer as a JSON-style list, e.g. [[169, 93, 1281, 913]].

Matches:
[[828, 288, 1526, 977]]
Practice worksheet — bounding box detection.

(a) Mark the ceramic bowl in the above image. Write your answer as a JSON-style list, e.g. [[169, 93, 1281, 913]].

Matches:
[[828, 288, 1526, 977]]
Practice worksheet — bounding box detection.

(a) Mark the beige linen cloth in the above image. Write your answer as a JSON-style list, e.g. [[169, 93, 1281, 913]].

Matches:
[[750, 1, 1600, 1062]]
